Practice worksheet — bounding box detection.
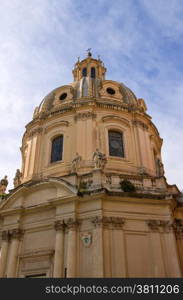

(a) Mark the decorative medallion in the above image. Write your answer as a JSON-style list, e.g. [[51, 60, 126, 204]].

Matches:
[[81, 232, 92, 247]]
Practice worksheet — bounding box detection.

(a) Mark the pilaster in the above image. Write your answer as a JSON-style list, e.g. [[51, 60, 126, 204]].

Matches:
[[0, 231, 10, 277], [53, 220, 65, 278]]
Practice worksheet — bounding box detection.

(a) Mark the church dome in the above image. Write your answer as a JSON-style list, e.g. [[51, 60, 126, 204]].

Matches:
[[36, 81, 137, 115], [33, 55, 139, 119], [21, 52, 162, 187]]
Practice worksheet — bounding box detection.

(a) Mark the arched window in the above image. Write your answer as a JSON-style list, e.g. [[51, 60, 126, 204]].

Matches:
[[82, 67, 87, 77], [108, 130, 124, 157], [51, 136, 63, 163], [91, 67, 96, 78]]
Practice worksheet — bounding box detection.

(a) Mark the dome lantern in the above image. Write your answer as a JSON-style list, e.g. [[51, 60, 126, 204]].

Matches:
[[72, 52, 107, 82]]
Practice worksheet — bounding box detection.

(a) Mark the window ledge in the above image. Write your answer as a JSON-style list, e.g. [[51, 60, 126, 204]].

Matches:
[[108, 156, 128, 162], [48, 160, 64, 167]]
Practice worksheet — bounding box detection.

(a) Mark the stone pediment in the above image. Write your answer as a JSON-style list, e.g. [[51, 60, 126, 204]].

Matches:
[[0, 178, 77, 212]]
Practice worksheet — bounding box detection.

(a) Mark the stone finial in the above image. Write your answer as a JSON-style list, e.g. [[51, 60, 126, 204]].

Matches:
[[0, 175, 8, 194], [13, 169, 22, 188]]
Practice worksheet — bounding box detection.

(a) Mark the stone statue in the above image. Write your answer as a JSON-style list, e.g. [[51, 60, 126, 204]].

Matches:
[[0, 175, 8, 194], [13, 169, 22, 187], [92, 149, 107, 169], [156, 159, 164, 177], [71, 153, 82, 173]]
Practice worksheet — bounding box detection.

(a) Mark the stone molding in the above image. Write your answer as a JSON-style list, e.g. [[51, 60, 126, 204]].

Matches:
[[91, 216, 125, 229], [54, 220, 65, 232], [10, 228, 24, 240], [19, 248, 54, 259], [147, 220, 173, 233], [132, 120, 148, 130], [1, 229, 24, 241], [28, 127, 43, 137], [1, 230, 9, 241], [174, 220, 183, 238], [102, 115, 130, 127], [44, 121, 69, 134], [96, 101, 129, 112], [74, 111, 96, 121], [65, 218, 80, 230]]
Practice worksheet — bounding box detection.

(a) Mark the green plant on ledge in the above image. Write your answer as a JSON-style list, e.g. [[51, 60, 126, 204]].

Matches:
[[120, 180, 136, 192], [0, 194, 8, 200], [79, 181, 88, 191]]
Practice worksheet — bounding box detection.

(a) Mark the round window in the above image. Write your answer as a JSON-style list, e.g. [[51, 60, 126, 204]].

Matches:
[[106, 87, 115, 95], [59, 93, 67, 101]]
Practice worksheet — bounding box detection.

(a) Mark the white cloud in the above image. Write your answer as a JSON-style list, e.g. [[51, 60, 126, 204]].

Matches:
[[141, 0, 183, 39]]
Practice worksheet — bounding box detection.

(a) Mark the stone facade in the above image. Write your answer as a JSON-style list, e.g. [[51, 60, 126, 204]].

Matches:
[[0, 52, 182, 277]]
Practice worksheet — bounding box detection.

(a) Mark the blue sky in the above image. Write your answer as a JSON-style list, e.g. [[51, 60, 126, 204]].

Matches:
[[0, 0, 182, 190]]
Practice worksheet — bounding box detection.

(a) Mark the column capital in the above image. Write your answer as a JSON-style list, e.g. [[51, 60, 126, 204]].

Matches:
[[1, 230, 9, 241], [147, 220, 173, 233], [91, 216, 125, 229], [54, 220, 65, 231], [65, 218, 80, 230], [174, 219, 183, 238], [10, 228, 24, 240]]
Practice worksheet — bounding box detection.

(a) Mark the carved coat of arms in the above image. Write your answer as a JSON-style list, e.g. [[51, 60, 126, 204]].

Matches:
[[81, 232, 92, 247]]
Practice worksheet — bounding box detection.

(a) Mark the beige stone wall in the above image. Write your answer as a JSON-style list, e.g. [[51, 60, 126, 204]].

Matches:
[[0, 184, 182, 278], [21, 106, 162, 183]]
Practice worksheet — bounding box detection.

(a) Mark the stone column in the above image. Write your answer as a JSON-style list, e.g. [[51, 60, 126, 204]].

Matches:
[[91, 216, 104, 277], [66, 218, 79, 278], [174, 219, 183, 275], [7, 229, 23, 278], [0, 231, 9, 277], [132, 121, 143, 168], [92, 216, 125, 278], [53, 221, 65, 278], [147, 220, 181, 277], [147, 220, 165, 277], [110, 217, 126, 277], [161, 221, 181, 277]]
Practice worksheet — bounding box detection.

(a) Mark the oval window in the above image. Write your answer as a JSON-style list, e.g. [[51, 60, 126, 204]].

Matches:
[[106, 87, 115, 95], [59, 93, 67, 101]]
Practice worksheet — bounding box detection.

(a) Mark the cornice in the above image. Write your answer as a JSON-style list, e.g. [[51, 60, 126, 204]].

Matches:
[[44, 120, 69, 133], [102, 115, 130, 126], [19, 248, 54, 259], [146, 220, 173, 233], [91, 216, 125, 229]]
